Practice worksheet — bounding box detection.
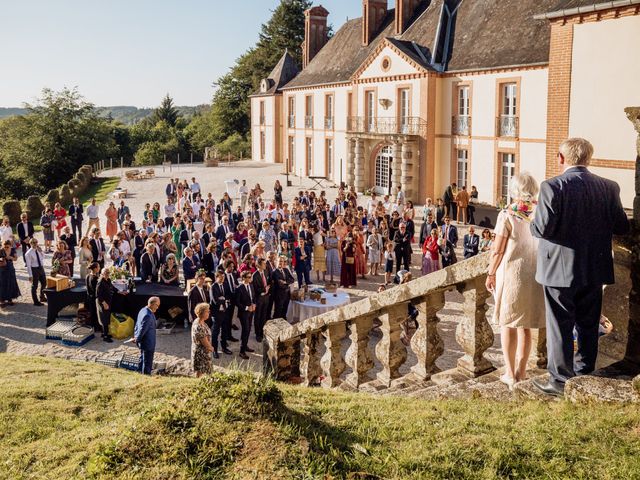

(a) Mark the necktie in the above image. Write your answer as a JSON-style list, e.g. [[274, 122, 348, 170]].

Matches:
[[261, 272, 266, 288], [247, 284, 252, 303], [36, 250, 42, 268], [227, 274, 234, 292]]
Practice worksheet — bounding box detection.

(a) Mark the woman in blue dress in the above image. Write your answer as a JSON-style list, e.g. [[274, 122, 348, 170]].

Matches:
[[324, 229, 341, 283]]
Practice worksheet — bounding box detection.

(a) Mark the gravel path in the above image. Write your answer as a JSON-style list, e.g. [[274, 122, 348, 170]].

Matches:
[[0, 161, 502, 377]]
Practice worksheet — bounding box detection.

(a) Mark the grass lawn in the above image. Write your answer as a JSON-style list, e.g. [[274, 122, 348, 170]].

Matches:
[[1, 354, 639, 479]]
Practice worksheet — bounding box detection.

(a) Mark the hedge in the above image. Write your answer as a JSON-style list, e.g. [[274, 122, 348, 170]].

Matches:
[[25, 196, 44, 219], [45, 189, 60, 206], [2, 200, 23, 225], [59, 185, 72, 206]]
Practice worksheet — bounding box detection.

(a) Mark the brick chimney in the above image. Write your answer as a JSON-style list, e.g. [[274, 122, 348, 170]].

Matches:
[[302, 5, 330, 68], [395, 0, 421, 36], [362, 0, 388, 46]]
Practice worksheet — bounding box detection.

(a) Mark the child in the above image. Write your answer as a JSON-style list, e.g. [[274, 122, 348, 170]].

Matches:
[[383, 242, 395, 285]]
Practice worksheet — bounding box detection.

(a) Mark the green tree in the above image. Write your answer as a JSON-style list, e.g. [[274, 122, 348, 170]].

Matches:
[[0, 88, 117, 199], [152, 94, 180, 127]]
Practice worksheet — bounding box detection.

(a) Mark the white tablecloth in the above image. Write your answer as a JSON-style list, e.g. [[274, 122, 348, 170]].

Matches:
[[287, 291, 350, 324], [193, 221, 204, 235]]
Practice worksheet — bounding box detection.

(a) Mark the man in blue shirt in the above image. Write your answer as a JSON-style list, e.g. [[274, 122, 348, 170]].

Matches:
[[134, 296, 161, 375]]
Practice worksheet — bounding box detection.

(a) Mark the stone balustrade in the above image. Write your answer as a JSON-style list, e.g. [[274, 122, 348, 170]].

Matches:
[[263, 252, 548, 390]]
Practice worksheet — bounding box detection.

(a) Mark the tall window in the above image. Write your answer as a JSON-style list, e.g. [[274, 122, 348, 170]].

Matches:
[[499, 83, 518, 137], [455, 85, 470, 135], [457, 149, 468, 188], [366, 90, 375, 132], [325, 138, 333, 178], [305, 95, 313, 128], [287, 136, 294, 173], [259, 101, 265, 125], [325, 94, 334, 129], [260, 132, 266, 160], [500, 152, 516, 203], [399, 88, 409, 133], [305, 138, 313, 176], [288, 96, 295, 128]]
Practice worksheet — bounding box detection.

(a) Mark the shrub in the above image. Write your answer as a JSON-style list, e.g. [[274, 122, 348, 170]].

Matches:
[[59, 185, 72, 206], [25, 196, 44, 219], [45, 189, 60, 206], [68, 179, 82, 196], [2, 200, 23, 225]]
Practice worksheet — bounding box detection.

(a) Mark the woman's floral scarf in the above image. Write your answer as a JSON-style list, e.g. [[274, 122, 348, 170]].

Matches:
[[509, 200, 537, 223]]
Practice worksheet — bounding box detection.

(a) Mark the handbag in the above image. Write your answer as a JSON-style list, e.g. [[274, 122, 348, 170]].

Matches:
[[345, 257, 355, 265]]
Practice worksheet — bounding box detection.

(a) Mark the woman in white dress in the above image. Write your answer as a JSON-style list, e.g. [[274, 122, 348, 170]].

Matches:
[[78, 237, 93, 279], [486, 173, 545, 389], [366, 226, 383, 276]]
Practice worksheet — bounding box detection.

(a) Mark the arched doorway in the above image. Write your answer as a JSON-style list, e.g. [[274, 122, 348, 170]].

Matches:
[[374, 145, 393, 195]]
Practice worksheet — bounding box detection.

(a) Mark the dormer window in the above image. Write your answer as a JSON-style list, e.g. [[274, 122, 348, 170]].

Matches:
[[260, 79, 272, 93]]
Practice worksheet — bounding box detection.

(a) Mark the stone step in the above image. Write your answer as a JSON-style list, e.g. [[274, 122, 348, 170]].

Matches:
[[513, 373, 559, 402]]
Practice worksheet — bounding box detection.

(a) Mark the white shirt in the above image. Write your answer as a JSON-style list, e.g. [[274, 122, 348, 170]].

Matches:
[[366, 199, 377, 215], [87, 205, 99, 219], [239, 185, 249, 196], [382, 201, 392, 213], [191, 182, 201, 194], [258, 208, 270, 221], [164, 203, 176, 217], [120, 239, 131, 256], [25, 247, 45, 276], [0, 225, 13, 243]]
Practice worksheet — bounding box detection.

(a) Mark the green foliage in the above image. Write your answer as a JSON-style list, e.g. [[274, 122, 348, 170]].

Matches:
[[133, 119, 186, 166], [45, 189, 60, 207], [0, 88, 118, 199], [25, 196, 44, 219], [152, 94, 181, 127], [1, 200, 22, 224], [217, 132, 250, 158], [59, 185, 72, 206]]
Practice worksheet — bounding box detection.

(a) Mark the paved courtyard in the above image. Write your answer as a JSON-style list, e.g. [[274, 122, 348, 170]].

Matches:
[[0, 160, 504, 377]]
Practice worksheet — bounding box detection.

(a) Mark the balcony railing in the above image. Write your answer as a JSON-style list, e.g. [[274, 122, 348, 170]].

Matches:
[[304, 115, 313, 129], [288, 115, 295, 128], [259, 116, 265, 125], [264, 252, 547, 389], [497, 115, 519, 138], [347, 116, 427, 136], [452, 115, 471, 136], [324, 116, 334, 130]]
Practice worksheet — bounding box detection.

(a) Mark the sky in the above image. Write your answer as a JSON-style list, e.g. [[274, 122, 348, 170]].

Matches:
[[0, 0, 390, 108]]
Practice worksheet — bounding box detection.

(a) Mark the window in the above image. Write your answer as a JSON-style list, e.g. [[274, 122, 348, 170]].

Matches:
[[500, 152, 516, 203], [287, 136, 294, 173], [260, 132, 266, 160], [325, 94, 334, 130], [454, 85, 470, 135], [365, 90, 375, 132], [399, 88, 410, 134], [498, 83, 518, 137], [305, 95, 313, 128], [325, 138, 333, 178], [288, 97, 295, 128], [259, 101, 265, 125], [456, 149, 468, 188], [347, 92, 353, 130], [305, 137, 312, 176]]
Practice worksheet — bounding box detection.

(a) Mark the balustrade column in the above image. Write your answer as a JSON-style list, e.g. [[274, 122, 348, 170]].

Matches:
[[320, 323, 347, 388], [354, 138, 365, 192], [455, 277, 495, 376], [391, 142, 402, 194], [375, 304, 408, 386], [410, 291, 445, 381], [344, 315, 375, 388], [401, 141, 416, 200], [301, 331, 322, 387], [263, 319, 300, 381], [346, 138, 356, 187]]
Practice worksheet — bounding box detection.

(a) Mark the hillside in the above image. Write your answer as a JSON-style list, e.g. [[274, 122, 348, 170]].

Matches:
[[2, 354, 640, 479], [0, 105, 205, 125]]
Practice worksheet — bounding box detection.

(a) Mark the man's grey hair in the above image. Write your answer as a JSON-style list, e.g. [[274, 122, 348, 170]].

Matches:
[[148, 296, 160, 307], [559, 138, 593, 167], [509, 172, 539, 203]]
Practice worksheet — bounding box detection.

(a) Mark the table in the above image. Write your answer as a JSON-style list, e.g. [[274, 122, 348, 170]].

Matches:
[[287, 290, 350, 324], [308, 176, 326, 190], [44, 286, 87, 326]]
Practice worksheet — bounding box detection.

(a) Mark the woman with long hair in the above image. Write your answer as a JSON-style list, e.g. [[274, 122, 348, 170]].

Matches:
[[0, 240, 20, 307], [105, 202, 118, 240]]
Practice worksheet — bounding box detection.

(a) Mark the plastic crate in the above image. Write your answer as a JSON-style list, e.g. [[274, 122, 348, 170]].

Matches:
[[61, 325, 95, 347], [95, 354, 123, 369], [45, 321, 74, 340], [120, 354, 141, 372]]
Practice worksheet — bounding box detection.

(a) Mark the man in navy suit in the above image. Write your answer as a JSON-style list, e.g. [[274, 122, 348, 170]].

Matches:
[[134, 297, 160, 375], [531, 138, 629, 397], [463, 226, 480, 259], [441, 215, 458, 247], [68, 197, 84, 240]]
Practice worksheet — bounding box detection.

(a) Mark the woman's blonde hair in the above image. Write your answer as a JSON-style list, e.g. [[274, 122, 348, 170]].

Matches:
[[194, 302, 210, 319], [509, 172, 539, 203]]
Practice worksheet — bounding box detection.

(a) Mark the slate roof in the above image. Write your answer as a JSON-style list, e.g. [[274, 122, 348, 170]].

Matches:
[[282, 0, 563, 89], [252, 50, 299, 96]]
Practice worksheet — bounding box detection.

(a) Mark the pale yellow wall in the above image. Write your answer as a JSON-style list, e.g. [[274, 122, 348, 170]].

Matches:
[[590, 166, 635, 208], [569, 15, 640, 163], [360, 45, 422, 79]]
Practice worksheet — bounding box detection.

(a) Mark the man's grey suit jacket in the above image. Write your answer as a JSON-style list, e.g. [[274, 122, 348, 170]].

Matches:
[[530, 166, 629, 288]]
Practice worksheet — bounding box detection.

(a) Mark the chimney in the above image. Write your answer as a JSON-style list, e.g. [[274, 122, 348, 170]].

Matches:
[[395, 0, 421, 36], [302, 5, 330, 68], [362, 0, 388, 46]]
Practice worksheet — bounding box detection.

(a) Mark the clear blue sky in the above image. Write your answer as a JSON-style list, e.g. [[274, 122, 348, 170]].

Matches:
[[0, 0, 390, 108]]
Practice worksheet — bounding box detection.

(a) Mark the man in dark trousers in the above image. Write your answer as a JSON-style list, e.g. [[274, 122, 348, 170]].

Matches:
[[90, 228, 107, 270], [393, 222, 412, 273], [419, 213, 438, 247], [530, 138, 629, 397], [210, 270, 232, 357], [25, 238, 47, 307], [68, 197, 84, 240], [222, 260, 240, 340], [252, 258, 271, 343], [235, 270, 256, 359], [271, 256, 294, 320], [17, 212, 34, 263], [96, 267, 117, 342], [463, 226, 480, 259], [134, 297, 160, 375], [188, 271, 210, 325], [441, 215, 459, 247], [140, 243, 159, 283]]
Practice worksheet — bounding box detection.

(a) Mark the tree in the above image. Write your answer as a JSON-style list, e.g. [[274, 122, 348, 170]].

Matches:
[[152, 94, 180, 127]]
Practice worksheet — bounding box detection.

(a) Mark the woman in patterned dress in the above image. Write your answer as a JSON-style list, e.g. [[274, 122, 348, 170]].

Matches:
[[353, 225, 367, 279], [312, 226, 326, 283], [52, 240, 73, 277], [105, 202, 118, 240], [324, 229, 341, 283], [191, 302, 214, 377], [422, 229, 440, 274]]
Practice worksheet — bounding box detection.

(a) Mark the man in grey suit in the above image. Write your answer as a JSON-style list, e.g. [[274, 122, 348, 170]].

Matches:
[[530, 138, 629, 397]]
